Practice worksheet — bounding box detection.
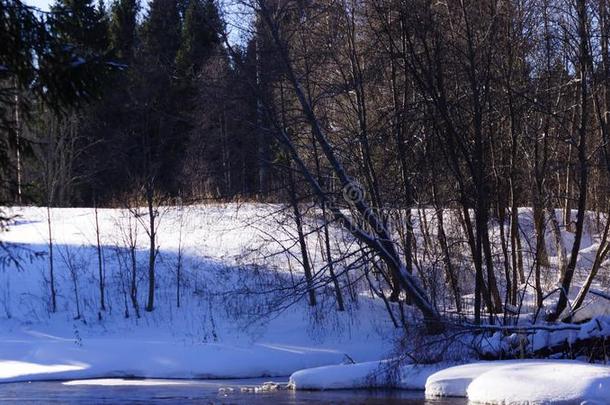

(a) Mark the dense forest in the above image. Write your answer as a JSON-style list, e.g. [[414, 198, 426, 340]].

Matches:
[[4, 0, 610, 343]]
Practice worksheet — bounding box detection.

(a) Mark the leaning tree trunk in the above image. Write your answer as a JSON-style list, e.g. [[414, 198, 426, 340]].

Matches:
[[256, 1, 444, 333]]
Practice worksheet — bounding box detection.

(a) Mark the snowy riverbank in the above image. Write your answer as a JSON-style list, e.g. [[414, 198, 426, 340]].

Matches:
[[289, 359, 610, 404], [0, 205, 398, 382], [2, 205, 610, 405]]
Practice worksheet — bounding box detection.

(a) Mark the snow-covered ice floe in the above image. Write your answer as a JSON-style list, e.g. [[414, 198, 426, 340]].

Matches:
[[427, 360, 610, 404], [288, 360, 442, 390], [288, 360, 391, 390]]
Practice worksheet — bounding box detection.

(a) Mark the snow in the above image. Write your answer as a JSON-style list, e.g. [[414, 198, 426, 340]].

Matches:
[[289, 360, 390, 390], [0, 335, 352, 383], [288, 357, 610, 404], [0, 205, 398, 382], [467, 361, 610, 404], [476, 317, 610, 356], [571, 293, 610, 322], [425, 361, 503, 398], [0, 360, 86, 380], [3, 204, 610, 402], [288, 360, 442, 390], [424, 360, 610, 404]]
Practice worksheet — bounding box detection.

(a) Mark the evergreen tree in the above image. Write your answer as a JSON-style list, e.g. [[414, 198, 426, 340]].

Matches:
[[1, 0, 112, 116], [140, 0, 181, 68], [131, 0, 184, 193], [50, 0, 110, 53], [176, 0, 222, 76], [109, 0, 139, 62], [70, 0, 139, 206], [1, 0, 115, 206]]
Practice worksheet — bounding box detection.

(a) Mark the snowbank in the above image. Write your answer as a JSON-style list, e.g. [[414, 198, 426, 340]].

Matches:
[[289, 360, 442, 390], [425, 361, 504, 397], [426, 360, 610, 404], [289, 357, 610, 404], [289, 360, 390, 390], [467, 361, 610, 404]]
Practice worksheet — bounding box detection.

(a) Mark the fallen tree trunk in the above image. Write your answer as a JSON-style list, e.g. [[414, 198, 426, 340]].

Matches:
[[472, 317, 610, 362]]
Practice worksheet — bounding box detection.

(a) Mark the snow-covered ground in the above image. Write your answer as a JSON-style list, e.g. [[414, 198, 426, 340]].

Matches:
[[0, 205, 398, 382], [3, 204, 610, 405]]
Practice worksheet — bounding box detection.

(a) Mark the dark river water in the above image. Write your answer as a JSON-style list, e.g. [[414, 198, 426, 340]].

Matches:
[[0, 378, 468, 404]]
